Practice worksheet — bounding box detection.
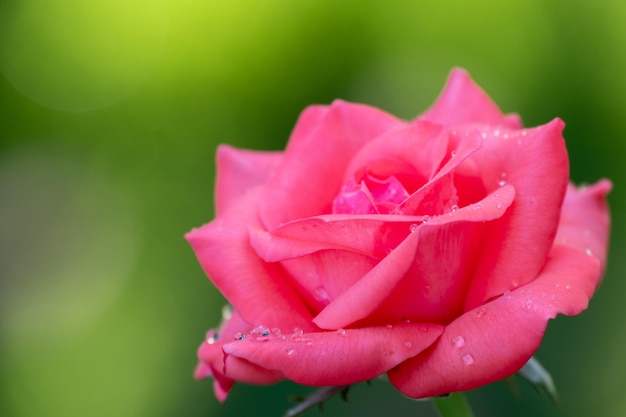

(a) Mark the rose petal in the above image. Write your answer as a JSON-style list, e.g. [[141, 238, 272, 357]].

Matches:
[[251, 215, 423, 261], [251, 214, 442, 312], [259, 100, 404, 229], [368, 221, 481, 325], [311, 230, 418, 329], [212, 377, 234, 403], [194, 362, 212, 380], [388, 244, 602, 398], [419, 68, 520, 128], [342, 120, 448, 191], [503, 113, 523, 129], [252, 213, 471, 310], [394, 129, 482, 215], [196, 310, 283, 401], [332, 179, 378, 214], [223, 323, 443, 386], [463, 118, 569, 310], [366, 175, 411, 208], [279, 250, 378, 311], [186, 187, 317, 331], [313, 185, 515, 330], [554, 179, 612, 268], [215, 145, 283, 216], [196, 310, 252, 375]]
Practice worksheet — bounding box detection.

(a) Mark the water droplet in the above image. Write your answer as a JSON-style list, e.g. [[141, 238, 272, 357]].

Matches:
[[475, 307, 487, 318], [498, 172, 507, 187], [234, 332, 245, 341], [462, 354, 475, 365], [550, 294, 556, 301], [286, 345, 295, 355], [404, 341, 413, 349], [555, 283, 560, 288], [250, 325, 270, 340], [521, 129, 528, 136], [291, 327, 304, 341], [496, 202, 502, 209], [565, 283, 571, 290], [304, 338, 314, 346], [420, 327, 428, 333], [475, 203, 482, 210], [314, 286, 330, 302], [450, 150, 457, 157], [504, 290, 511, 299], [493, 129, 501, 137], [585, 248, 593, 256], [251, 325, 270, 336], [422, 215, 431, 223], [337, 328, 346, 336], [221, 305, 233, 321], [410, 223, 419, 233], [450, 204, 459, 212], [502, 133, 510, 140], [523, 299, 534, 310], [272, 328, 281, 335], [206, 330, 218, 344], [480, 131, 488, 139], [386, 324, 393, 329], [451, 336, 465, 349]]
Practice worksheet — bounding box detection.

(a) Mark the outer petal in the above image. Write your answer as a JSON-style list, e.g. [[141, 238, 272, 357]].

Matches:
[[313, 185, 515, 330], [464, 119, 569, 310], [186, 187, 317, 331], [196, 310, 283, 401], [251, 215, 423, 261], [251, 215, 425, 312], [419, 68, 520, 129], [369, 221, 481, 325], [279, 250, 379, 311], [223, 323, 443, 386], [214, 145, 283, 216], [554, 179, 612, 268], [389, 244, 602, 398], [259, 100, 405, 229]]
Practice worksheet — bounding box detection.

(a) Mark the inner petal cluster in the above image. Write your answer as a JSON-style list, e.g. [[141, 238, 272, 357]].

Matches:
[[332, 173, 410, 215]]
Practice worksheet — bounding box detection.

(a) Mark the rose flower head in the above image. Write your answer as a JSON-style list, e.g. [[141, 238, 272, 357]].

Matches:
[[187, 68, 611, 403]]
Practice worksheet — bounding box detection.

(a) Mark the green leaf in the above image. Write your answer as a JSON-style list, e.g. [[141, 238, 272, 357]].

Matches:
[[433, 392, 475, 417], [517, 356, 559, 405]]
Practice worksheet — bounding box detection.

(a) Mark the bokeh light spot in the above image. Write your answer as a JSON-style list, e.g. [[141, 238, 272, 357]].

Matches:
[[0, 145, 138, 341], [0, 0, 168, 111]]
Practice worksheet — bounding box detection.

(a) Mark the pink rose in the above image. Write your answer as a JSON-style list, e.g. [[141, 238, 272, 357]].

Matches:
[[187, 69, 611, 401]]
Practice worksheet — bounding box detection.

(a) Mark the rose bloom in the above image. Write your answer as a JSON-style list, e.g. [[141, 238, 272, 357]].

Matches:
[[187, 69, 611, 401]]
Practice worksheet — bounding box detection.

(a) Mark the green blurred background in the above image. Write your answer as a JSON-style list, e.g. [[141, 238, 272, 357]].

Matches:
[[0, 1, 624, 416]]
